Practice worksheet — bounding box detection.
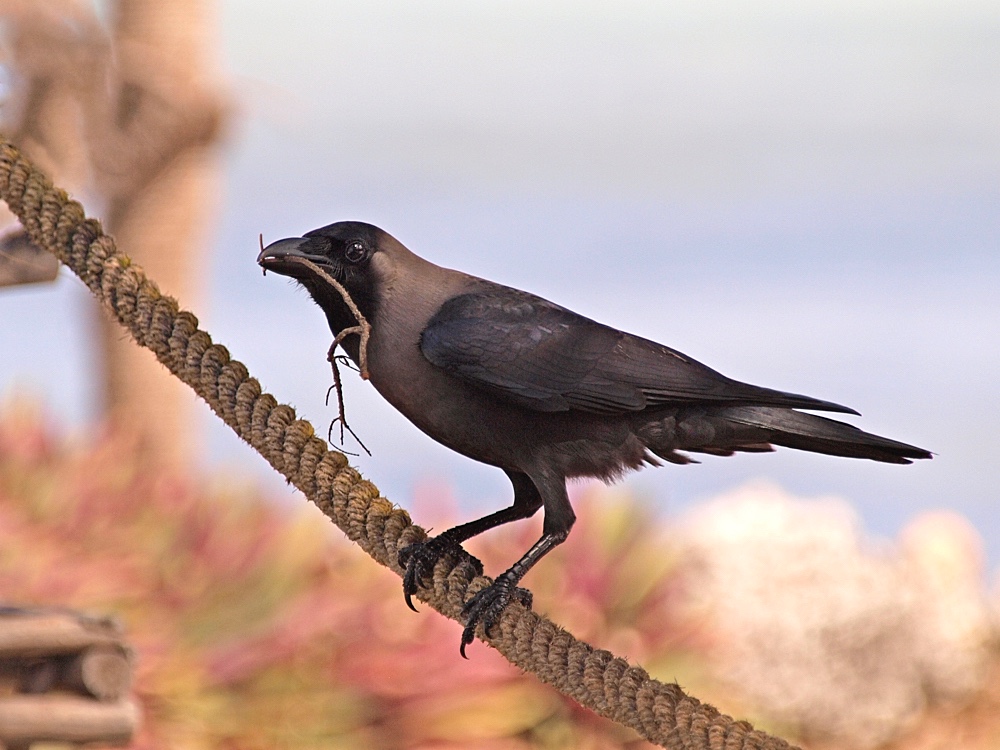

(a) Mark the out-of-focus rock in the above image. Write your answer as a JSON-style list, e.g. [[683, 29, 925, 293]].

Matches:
[[679, 482, 993, 748]]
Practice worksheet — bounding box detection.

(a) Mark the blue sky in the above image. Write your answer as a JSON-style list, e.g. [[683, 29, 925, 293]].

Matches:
[[3, 1, 998, 559]]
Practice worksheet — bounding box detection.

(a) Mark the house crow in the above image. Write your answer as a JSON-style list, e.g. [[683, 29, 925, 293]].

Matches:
[[258, 221, 931, 655]]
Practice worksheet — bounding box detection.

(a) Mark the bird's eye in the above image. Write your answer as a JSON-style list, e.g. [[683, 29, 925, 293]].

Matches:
[[344, 240, 367, 263]]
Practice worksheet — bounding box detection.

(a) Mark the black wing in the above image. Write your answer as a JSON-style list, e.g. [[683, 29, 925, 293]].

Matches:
[[420, 286, 858, 415]]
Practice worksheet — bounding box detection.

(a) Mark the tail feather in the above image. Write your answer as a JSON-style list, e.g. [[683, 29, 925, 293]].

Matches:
[[709, 406, 932, 464]]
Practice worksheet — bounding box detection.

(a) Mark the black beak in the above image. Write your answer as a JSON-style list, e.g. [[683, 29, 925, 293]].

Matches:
[[257, 237, 331, 277]]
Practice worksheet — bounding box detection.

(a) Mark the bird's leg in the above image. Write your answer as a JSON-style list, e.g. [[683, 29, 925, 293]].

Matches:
[[399, 471, 542, 613], [459, 472, 575, 657]]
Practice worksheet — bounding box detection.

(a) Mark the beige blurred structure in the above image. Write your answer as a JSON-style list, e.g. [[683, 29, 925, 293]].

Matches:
[[0, 608, 138, 748], [0, 0, 226, 464], [679, 482, 995, 748]]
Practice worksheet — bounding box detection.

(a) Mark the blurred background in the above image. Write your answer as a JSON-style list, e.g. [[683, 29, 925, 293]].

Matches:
[[0, 1, 998, 748]]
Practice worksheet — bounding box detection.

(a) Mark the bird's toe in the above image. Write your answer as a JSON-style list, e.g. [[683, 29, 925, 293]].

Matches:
[[399, 538, 483, 611], [459, 575, 533, 658]]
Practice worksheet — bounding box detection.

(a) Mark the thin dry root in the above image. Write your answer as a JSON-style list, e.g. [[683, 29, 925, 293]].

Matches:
[[325, 342, 372, 456], [285, 257, 371, 380], [260, 243, 374, 453], [257, 235, 371, 377]]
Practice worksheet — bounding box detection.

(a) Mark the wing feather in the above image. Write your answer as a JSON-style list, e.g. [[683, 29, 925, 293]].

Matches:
[[420, 286, 857, 415]]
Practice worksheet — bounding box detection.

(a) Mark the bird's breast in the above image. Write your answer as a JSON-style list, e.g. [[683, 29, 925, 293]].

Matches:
[[365, 328, 514, 465], [363, 326, 640, 477]]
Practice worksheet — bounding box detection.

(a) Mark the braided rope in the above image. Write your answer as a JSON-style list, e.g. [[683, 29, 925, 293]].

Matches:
[[0, 136, 797, 750]]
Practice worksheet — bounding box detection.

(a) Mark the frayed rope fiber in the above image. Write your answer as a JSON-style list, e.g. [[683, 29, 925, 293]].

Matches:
[[0, 136, 797, 750]]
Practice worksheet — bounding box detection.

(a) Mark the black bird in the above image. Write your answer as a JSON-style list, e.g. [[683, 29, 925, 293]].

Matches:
[[258, 221, 931, 654]]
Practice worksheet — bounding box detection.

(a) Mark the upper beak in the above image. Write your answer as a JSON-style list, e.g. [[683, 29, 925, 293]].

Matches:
[[258, 237, 305, 265], [257, 237, 328, 276]]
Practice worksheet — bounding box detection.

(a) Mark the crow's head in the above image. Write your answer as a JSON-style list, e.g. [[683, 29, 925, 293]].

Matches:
[[258, 221, 390, 331]]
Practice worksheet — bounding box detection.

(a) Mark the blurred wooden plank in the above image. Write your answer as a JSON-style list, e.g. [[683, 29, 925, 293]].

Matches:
[[0, 231, 59, 287], [0, 695, 138, 746], [64, 645, 133, 701], [0, 648, 132, 701], [0, 611, 122, 657]]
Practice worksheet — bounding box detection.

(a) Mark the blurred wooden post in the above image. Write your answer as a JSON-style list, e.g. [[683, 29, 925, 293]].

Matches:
[[0, 0, 91, 289], [0, 0, 226, 465], [93, 0, 225, 465]]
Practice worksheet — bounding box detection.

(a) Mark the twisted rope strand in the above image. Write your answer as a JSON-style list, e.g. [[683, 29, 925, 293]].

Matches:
[[0, 136, 797, 750]]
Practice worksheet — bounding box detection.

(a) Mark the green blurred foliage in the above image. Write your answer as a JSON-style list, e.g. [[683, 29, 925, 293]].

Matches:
[[0, 402, 702, 749]]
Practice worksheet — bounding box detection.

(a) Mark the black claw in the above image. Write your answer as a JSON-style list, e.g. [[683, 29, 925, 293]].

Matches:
[[458, 574, 533, 657], [402, 565, 421, 612], [398, 538, 483, 613], [398, 543, 429, 612], [399, 543, 429, 612], [459, 623, 475, 659]]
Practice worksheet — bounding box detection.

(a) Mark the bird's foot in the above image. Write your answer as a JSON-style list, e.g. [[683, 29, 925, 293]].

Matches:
[[399, 537, 484, 612], [459, 573, 533, 658]]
